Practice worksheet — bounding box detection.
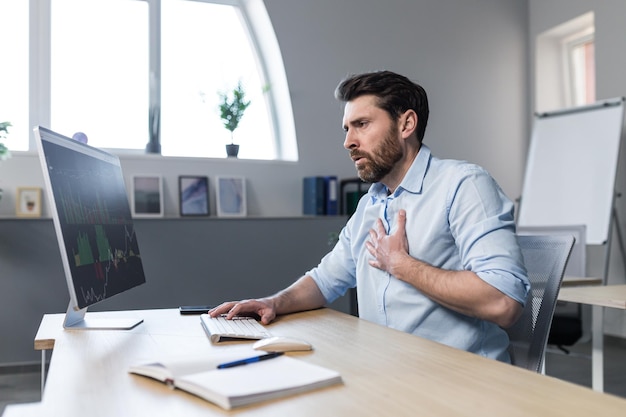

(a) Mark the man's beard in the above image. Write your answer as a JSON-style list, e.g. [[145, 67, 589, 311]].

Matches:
[[350, 124, 403, 183]]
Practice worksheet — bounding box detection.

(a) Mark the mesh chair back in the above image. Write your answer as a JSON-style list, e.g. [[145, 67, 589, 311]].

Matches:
[[506, 234, 574, 372], [517, 225, 587, 350]]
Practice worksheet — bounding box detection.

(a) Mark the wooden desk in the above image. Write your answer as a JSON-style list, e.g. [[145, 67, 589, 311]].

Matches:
[[562, 275, 603, 287], [558, 284, 626, 392], [12, 308, 626, 416]]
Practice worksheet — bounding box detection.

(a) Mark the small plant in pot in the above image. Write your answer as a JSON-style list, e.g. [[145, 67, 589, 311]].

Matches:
[[0, 121, 11, 162], [0, 121, 11, 203], [218, 81, 251, 158]]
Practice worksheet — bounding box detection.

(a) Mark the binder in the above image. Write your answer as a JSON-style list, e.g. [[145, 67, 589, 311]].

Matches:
[[323, 176, 338, 215], [303, 176, 325, 215], [340, 178, 368, 216], [302, 176, 338, 215]]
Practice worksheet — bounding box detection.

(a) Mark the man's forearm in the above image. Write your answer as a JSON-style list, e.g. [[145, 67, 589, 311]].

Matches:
[[269, 275, 327, 315], [393, 256, 522, 328]]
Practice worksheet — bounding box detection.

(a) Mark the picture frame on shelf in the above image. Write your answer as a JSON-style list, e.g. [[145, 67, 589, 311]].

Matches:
[[131, 175, 164, 218], [179, 175, 209, 217], [215, 176, 247, 217], [16, 187, 42, 218]]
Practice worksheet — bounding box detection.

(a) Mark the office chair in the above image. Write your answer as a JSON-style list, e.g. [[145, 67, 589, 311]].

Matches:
[[506, 234, 575, 373], [517, 225, 587, 353]]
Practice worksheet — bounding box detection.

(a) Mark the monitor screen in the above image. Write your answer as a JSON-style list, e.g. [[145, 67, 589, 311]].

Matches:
[[35, 126, 146, 329]]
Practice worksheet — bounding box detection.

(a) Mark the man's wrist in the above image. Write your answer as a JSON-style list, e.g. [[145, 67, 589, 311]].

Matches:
[[261, 296, 280, 314]]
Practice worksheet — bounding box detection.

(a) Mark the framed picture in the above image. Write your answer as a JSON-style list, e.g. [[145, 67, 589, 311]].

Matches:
[[131, 175, 164, 218], [16, 187, 42, 218], [216, 176, 247, 217], [179, 175, 209, 216]]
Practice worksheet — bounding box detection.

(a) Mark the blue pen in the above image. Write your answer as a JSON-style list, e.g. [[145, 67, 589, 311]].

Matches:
[[217, 352, 284, 369]]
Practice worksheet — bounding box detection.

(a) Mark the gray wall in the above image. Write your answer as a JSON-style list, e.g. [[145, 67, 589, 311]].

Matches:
[[0, 217, 349, 365], [0, 0, 529, 217], [5, 0, 625, 363], [0, 0, 626, 363], [0, 0, 532, 365]]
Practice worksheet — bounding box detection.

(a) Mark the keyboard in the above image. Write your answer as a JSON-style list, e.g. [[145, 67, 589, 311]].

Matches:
[[200, 314, 273, 343]]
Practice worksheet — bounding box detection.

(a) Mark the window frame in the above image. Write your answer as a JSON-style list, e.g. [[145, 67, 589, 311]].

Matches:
[[561, 27, 595, 108], [534, 11, 595, 114], [23, 0, 297, 161]]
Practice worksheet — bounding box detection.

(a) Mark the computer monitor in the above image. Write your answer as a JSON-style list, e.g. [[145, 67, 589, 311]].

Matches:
[[34, 126, 146, 330]]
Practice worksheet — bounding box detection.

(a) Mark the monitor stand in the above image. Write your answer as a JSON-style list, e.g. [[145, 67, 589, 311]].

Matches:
[[63, 301, 143, 330]]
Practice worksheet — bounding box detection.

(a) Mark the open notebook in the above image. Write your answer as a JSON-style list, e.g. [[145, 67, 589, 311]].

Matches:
[[129, 349, 342, 410]]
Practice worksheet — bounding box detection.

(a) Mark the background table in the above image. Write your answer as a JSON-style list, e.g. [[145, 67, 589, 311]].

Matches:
[[558, 284, 626, 392]]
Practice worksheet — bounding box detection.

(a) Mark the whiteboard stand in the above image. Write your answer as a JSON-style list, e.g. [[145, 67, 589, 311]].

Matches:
[[517, 97, 625, 286], [611, 204, 626, 283]]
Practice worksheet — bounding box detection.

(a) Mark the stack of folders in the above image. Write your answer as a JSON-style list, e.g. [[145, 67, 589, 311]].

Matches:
[[302, 175, 338, 215], [129, 349, 342, 410]]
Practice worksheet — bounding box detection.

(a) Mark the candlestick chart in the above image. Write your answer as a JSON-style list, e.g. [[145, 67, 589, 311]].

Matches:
[[44, 140, 146, 309]]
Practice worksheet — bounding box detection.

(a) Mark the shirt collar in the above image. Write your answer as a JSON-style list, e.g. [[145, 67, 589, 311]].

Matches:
[[369, 144, 431, 199]]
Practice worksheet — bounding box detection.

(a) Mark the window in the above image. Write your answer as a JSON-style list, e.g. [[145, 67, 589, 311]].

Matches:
[[535, 12, 595, 113], [564, 31, 595, 107], [51, 0, 149, 150], [0, 0, 29, 151], [160, 0, 274, 159], [3, 0, 297, 160]]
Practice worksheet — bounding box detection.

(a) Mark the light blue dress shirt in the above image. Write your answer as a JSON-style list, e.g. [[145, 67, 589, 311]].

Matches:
[[308, 145, 529, 362]]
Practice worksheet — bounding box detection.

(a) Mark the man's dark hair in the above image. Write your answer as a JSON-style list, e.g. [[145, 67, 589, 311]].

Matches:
[[335, 70, 429, 142]]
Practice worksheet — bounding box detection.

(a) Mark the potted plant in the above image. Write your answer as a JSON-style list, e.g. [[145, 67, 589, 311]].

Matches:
[[0, 121, 11, 203], [0, 121, 10, 161], [218, 81, 250, 158]]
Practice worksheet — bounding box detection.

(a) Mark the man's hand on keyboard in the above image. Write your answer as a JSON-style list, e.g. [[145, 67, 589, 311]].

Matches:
[[210, 276, 327, 324], [209, 298, 277, 325]]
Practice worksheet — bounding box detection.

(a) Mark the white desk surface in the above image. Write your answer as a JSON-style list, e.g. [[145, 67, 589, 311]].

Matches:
[[557, 284, 626, 392], [561, 275, 603, 287], [1, 403, 41, 417], [558, 284, 626, 309], [11, 307, 626, 416]]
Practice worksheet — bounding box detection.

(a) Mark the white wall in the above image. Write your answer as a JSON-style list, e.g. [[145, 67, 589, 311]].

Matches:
[[0, 0, 529, 218], [1, 0, 624, 351], [529, 0, 626, 337]]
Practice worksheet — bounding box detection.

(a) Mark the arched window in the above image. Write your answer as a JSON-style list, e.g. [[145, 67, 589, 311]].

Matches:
[[2, 0, 297, 161], [0, 0, 29, 151]]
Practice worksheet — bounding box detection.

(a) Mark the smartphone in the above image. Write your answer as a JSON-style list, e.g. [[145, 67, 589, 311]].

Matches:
[[179, 305, 213, 315]]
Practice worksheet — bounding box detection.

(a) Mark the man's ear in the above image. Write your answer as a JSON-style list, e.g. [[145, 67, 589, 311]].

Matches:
[[400, 109, 418, 139]]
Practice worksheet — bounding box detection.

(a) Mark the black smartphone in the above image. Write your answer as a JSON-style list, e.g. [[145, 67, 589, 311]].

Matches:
[[179, 305, 213, 315]]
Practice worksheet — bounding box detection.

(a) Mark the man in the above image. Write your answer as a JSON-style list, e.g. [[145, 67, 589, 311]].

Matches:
[[210, 70, 529, 362]]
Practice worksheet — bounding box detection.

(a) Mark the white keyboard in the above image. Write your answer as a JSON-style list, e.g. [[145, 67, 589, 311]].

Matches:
[[200, 314, 273, 343]]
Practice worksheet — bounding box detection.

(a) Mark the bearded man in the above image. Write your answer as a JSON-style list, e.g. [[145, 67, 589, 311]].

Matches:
[[210, 70, 529, 363]]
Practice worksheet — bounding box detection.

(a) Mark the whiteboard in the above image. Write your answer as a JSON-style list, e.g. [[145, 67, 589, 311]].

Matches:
[[518, 98, 624, 245]]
